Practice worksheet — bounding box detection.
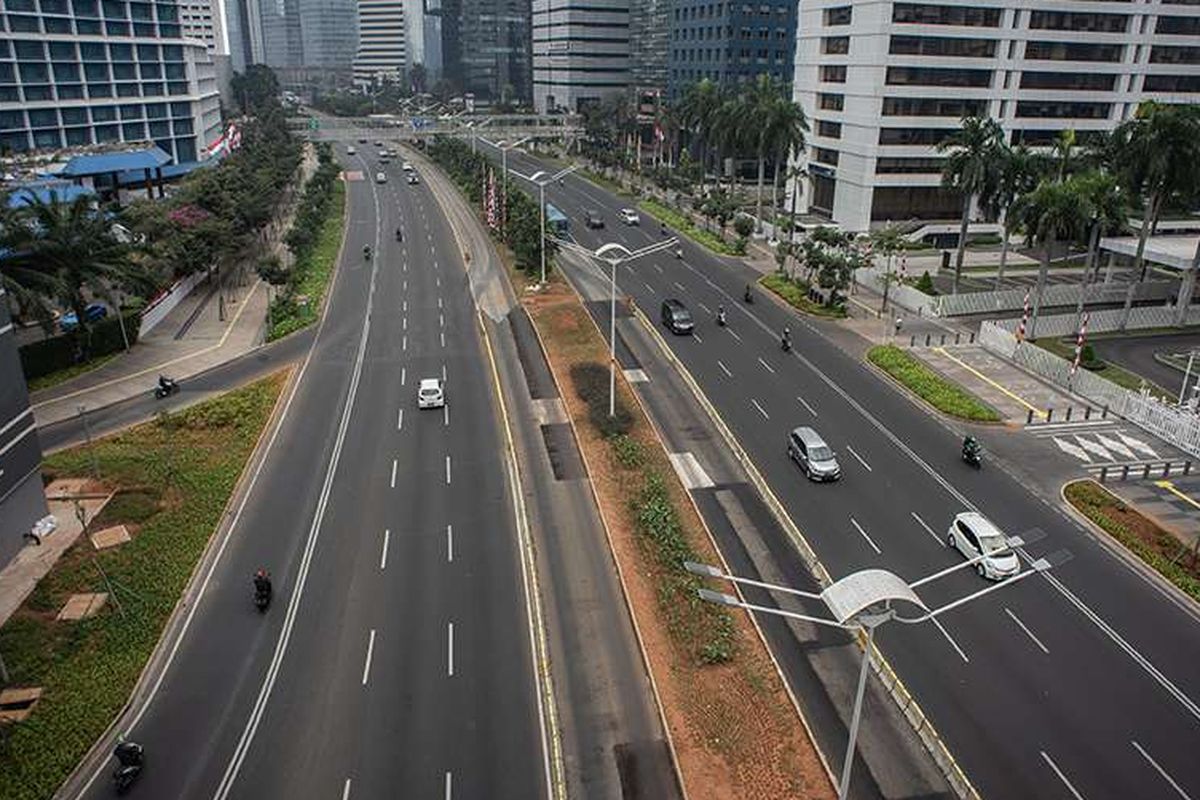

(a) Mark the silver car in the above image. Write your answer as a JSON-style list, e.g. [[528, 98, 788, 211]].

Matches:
[[787, 427, 841, 482], [947, 512, 1020, 580]]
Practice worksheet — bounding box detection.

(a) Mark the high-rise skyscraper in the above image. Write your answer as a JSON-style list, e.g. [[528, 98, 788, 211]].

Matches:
[[258, 0, 356, 76], [532, 0, 629, 113], [442, 0, 531, 106], [792, 1, 1200, 230], [354, 0, 407, 86], [667, 0, 798, 97], [629, 0, 668, 94], [0, 0, 222, 163]]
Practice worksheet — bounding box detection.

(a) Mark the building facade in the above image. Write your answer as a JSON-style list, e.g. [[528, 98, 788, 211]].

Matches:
[[793, 1, 1200, 232], [180, 0, 232, 103], [353, 0, 407, 86], [259, 0, 356, 71], [442, 0, 531, 107], [0, 290, 48, 572], [532, 0, 629, 113], [668, 0, 798, 97], [0, 0, 222, 164], [629, 0, 669, 93]]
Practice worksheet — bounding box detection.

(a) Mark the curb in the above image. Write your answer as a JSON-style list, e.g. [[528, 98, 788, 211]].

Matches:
[[860, 353, 1007, 427], [1059, 480, 1200, 622], [522, 299, 691, 800], [625, 289, 981, 800]]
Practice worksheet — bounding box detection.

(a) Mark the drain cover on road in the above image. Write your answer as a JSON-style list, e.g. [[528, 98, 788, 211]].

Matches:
[[57, 592, 108, 621]]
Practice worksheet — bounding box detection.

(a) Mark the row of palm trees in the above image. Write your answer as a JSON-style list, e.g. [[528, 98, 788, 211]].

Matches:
[[937, 102, 1200, 336]]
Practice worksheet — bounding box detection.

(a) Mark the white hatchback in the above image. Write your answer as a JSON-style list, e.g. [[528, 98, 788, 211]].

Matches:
[[947, 512, 1019, 580], [418, 378, 445, 409], [619, 208, 640, 225], [375, 171, 387, 183]]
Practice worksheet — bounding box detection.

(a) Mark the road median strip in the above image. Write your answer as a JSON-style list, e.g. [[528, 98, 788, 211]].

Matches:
[[867, 345, 1002, 422]]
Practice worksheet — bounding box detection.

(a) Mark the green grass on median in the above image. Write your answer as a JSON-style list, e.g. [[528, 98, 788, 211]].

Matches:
[[867, 344, 1001, 421], [26, 352, 121, 393], [638, 198, 744, 257], [0, 373, 287, 800], [1065, 480, 1200, 603], [760, 272, 847, 319], [269, 180, 345, 341]]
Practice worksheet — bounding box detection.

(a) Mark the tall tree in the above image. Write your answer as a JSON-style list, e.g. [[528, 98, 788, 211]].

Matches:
[[982, 144, 1045, 288], [746, 74, 785, 232], [938, 116, 1005, 294], [677, 79, 723, 192], [1071, 171, 1127, 332], [1050, 128, 1078, 183], [1011, 179, 1092, 340], [766, 93, 808, 233]]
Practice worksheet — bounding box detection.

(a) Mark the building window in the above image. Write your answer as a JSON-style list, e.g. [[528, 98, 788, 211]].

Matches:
[[1029, 11, 1127, 33], [886, 66, 992, 88], [817, 120, 842, 138], [1143, 74, 1200, 93], [1156, 16, 1200, 36], [892, 3, 1000, 27], [883, 96, 989, 116], [879, 127, 954, 146], [889, 35, 996, 58], [822, 36, 849, 55], [824, 6, 851, 25], [818, 92, 844, 111], [1015, 100, 1111, 119], [1024, 41, 1124, 62], [875, 157, 945, 174], [1020, 71, 1117, 92], [821, 64, 846, 83], [814, 147, 839, 166], [1150, 46, 1200, 65]]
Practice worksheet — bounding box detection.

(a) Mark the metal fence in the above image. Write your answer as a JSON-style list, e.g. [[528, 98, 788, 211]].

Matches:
[[855, 268, 937, 315], [978, 321, 1200, 457], [933, 280, 1175, 317], [991, 304, 1200, 337]]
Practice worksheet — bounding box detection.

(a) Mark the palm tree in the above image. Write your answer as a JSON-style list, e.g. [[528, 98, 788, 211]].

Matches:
[[1071, 171, 1127, 333], [677, 79, 723, 192], [14, 194, 144, 347], [0, 201, 62, 328], [937, 116, 1005, 294], [1010, 179, 1093, 340], [713, 93, 749, 195], [1110, 102, 1200, 327], [982, 144, 1045, 288], [767, 94, 808, 233], [1050, 128, 1078, 183], [745, 74, 786, 231]]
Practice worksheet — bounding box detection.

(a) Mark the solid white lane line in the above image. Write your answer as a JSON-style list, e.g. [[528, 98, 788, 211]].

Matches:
[[445, 772, 452, 800], [727, 328, 743, 342], [653, 264, 663, 274], [846, 445, 872, 472], [436, 275, 440, 287], [397, 408, 403, 431], [443, 403, 449, 427], [438, 297, 443, 309], [693, 333, 703, 344], [380, 529, 390, 570], [361, 629, 376, 686], [717, 360, 732, 378], [442, 364, 447, 381], [440, 313, 445, 327], [643, 281, 654, 292], [447, 524, 453, 563], [447, 622, 455, 677], [441, 331, 446, 348], [758, 357, 775, 374], [751, 398, 769, 420], [342, 777, 351, 800], [850, 516, 881, 554], [1132, 740, 1192, 800], [401, 366, 406, 386], [674, 281, 686, 292], [1005, 608, 1049, 654], [390, 459, 397, 488], [403, 300, 407, 312], [796, 394, 817, 416], [403, 317, 407, 331], [445, 455, 451, 484], [697, 301, 712, 314], [910, 511, 941, 545], [403, 279, 408, 291], [1041, 751, 1086, 800], [403, 335, 407, 351], [933, 618, 970, 663]]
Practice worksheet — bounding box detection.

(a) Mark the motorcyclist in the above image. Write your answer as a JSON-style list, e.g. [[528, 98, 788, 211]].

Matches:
[[253, 568, 272, 598], [395, 227, 403, 241], [962, 435, 981, 459], [675, 247, 683, 259], [114, 738, 143, 767], [363, 244, 372, 259], [781, 327, 792, 351], [717, 305, 727, 326], [744, 284, 753, 303], [157, 374, 174, 392], [660, 222, 668, 236]]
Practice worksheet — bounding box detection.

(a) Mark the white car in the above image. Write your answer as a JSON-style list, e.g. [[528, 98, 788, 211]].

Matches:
[[947, 512, 1020, 580], [375, 171, 387, 184], [346, 146, 356, 155], [619, 208, 640, 225], [418, 378, 445, 409], [407, 173, 419, 185], [402, 162, 414, 172]]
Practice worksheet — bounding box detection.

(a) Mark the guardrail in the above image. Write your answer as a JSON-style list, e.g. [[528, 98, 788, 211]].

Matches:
[[1097, 461, 1193, 482]]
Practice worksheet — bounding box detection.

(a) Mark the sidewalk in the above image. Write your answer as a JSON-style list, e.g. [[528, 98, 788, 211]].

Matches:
[[28, 144, 319, 428]]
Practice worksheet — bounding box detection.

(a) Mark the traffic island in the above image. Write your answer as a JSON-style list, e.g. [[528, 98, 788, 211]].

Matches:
[[0, 372, 288, 800], [526, 282, 833, 800], [1064, 479, 1200, 603], [866, 345, 1002, 422], [760, 273, 848, 319]]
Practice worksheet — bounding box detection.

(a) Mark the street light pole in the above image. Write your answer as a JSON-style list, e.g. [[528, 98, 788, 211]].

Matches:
[[512, 165, 579, 285]]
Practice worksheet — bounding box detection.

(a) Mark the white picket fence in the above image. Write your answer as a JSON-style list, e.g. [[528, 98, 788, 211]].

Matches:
[[978, 320, 1200, 457], [934, 279, 1174, 317], [991, 304, 1200, 338], [855, 268, 937, 315]]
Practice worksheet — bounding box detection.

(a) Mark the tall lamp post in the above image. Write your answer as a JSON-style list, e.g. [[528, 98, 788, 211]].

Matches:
[[555, 238, 679, 416], [511, 164, 579, 285], [480, 135, 532, 211], [686, 534, 1065, 800]]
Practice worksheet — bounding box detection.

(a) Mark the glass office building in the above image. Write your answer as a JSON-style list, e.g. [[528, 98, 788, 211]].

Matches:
[[667, 0, 798, 97], [0, 0, 221, 162]]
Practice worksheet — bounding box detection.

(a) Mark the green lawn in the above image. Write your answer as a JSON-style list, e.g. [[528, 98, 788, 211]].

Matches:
[[867, 345, 1002, 421], [638, 198, 744, 257], [0, 374, 286, 800], [760, 273, 847, 318], [26, 352, 121, 393], [269, 181, 346, 341], [1033, 337, 1172, 400]]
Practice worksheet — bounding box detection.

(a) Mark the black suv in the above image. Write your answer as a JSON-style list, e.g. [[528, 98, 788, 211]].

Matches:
[[661, 299, 694, 335], [584, 210, 604, 229]]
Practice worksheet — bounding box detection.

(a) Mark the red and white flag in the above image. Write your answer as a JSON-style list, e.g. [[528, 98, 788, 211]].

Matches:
[[485, 169, 498, 231]]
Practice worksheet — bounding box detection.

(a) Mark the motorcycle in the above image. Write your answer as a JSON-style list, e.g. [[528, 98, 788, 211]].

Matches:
[[153, 377, 178, 400], [395, 228, 403, 242], [112, 740, 143, 795], [716, 307, 727, 327], [253, 580, 272, 612], [743, 286, 754, 304], [781, 333, 792, 353], [674, 247, 683, 259], [363, 245, 372, 260], [962, 439, 983, 469]]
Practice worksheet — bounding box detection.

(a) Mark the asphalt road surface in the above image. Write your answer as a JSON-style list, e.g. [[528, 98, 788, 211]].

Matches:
[[1091, 332, 1198, 398], [72, 148, 547, 800], [494, 146, 1200, 800]]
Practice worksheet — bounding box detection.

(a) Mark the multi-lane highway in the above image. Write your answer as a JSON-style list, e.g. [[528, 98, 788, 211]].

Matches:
[[71, 146, 548, 799], [493, 145, 1200, 800]]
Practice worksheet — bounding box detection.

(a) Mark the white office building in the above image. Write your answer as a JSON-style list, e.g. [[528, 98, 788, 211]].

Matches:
[[0, 0, 222, 163], [792, 1, 1200, 232], [532, 0, 629, 113], [353, 0, 407, 86]]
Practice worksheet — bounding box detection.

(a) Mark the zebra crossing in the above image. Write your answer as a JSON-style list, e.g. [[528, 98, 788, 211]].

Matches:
[[1024, 418, 1175, 475]]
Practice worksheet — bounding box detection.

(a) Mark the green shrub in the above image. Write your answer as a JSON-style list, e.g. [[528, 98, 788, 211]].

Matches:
[[733, 214, 755, 238], [611, 433, 645, 469], [761, 273, 847, 318], [569, 361, 633, 438], [867, 345, 1001, 421], [18, 311, 142, 381], [915, 270, 937, 295]]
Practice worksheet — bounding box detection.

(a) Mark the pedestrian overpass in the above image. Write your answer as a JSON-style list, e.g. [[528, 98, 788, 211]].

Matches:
[[290, 113, 582, 144]]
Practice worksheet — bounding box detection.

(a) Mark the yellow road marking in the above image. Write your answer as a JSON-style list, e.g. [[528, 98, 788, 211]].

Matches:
[[933, 346, 1048, 419], [1154, 480, 1200, 511]]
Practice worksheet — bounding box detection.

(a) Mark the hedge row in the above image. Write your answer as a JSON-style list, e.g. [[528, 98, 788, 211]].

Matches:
[[18, 311, 142, 381], [867, 344, 1001, 422]]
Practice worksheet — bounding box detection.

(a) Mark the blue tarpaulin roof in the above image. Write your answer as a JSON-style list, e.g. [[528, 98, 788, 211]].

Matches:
[[60, 146, 172, 177], [6, 181, 94, 208], [115, 158, 212, 187]]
